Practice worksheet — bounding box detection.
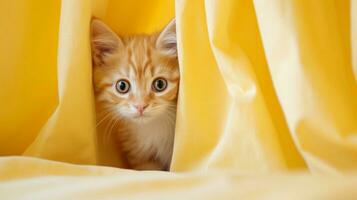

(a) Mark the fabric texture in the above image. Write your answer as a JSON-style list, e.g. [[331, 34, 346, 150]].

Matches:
[[0, 0, 356, 199]]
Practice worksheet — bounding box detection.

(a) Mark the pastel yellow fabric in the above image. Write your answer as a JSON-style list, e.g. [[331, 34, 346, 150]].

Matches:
[[0, 0, 356, 199], [2, 157, 357, 199]]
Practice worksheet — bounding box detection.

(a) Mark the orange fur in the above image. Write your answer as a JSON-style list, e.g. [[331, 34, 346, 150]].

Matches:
[[91, 19, 179, 171]]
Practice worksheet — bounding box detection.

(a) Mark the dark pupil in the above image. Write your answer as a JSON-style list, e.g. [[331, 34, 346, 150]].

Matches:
[[119, 81, 127, 91], [156, 80, 164, 89]]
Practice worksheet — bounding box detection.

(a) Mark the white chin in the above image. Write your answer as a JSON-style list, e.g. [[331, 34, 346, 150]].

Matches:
[[130, 114, 153, 123]]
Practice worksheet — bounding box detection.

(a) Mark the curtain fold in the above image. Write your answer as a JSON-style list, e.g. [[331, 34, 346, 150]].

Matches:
[[0, 0, 60, 155], [254, 0, 357, 173], [23, 0, 97, 165]]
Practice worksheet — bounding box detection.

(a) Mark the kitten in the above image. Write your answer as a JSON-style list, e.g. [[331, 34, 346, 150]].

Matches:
[[91, 19, 179, 171]]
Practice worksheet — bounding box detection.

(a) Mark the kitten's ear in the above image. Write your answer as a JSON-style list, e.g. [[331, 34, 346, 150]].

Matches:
[[91, 19, 123, 66], [156, 19, 177, 57]]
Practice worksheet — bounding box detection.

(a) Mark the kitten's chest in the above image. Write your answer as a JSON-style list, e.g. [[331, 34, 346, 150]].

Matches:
[[129, 118, 175, 163]]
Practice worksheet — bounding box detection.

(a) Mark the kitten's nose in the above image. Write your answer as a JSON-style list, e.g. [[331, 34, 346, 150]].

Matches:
[[134, 104, 148, 115]]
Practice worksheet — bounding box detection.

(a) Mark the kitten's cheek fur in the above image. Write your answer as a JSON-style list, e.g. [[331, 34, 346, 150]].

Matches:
[[117, 106, 132, 118]]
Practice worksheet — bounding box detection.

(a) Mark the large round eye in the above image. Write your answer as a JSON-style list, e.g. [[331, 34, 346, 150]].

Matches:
[[152, 78, 167, 92], [116, 79, 130, 94]]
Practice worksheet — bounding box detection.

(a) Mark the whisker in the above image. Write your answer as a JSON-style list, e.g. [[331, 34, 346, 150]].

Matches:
[[96, 111, 113, 127], [103, 114, 116, 144], [106, 117, 121, 144]]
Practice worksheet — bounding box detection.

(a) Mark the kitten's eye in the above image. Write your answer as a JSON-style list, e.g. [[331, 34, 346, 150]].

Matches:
[[116, 79, 130, 94], [152, 78, 167, 92]]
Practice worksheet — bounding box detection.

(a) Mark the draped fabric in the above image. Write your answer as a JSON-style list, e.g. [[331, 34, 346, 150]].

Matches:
[[0, 0, 356, 199]]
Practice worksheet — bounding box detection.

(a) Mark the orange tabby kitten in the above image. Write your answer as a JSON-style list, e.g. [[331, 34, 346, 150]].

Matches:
[[91, 19, 179, 171]]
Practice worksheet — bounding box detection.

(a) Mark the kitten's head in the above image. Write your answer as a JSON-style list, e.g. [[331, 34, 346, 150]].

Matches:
[[91, 19, 179, 123]]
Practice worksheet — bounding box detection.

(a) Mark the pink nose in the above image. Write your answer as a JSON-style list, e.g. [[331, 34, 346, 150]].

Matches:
[[134, 104, 148, 115]]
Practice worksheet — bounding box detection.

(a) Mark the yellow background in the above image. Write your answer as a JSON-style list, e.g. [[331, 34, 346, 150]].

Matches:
[[0, 0, 356, 199]]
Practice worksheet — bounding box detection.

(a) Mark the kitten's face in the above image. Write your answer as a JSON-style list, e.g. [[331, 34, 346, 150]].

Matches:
[[91, 19, 179, 123]]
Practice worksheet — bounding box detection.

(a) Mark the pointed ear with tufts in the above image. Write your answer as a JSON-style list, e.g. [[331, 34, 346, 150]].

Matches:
[[156, 19, 177, 57], [90, 19, 123, 66]]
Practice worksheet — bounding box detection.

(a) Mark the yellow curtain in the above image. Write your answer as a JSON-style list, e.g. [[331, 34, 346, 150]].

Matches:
[[0, 0, 357, 199]]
